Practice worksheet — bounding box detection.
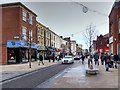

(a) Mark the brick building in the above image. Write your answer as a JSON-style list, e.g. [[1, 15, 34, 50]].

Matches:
[[109, 0, 120, 56], [96, 34, 109, 53], [1, 2, 37, 64]]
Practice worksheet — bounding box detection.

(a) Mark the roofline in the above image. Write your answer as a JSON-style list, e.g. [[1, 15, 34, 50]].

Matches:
[[36, 21, 47, 29], [1, 2, 37, 17], [109, 1, 120, 17]]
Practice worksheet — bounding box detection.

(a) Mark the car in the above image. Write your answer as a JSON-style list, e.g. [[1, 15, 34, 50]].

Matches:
[[74, 55, 81, 60], [62, 56, 74, 64]]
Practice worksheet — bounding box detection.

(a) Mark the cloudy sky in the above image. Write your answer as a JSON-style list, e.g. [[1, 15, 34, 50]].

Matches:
[[1, 0, 115, 49]]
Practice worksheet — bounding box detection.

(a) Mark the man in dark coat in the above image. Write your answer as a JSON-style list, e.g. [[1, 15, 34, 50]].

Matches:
[[94, 52, 99, 66], [104, 53, 110, 71], [81, 54, 85, 64], [39, 54, 44, 65], [114, 53, 119, 69], [100, 53, 104, 65]]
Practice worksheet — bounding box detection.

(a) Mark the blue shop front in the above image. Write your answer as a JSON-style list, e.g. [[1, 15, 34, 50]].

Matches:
[[7, 40, 38, 64]]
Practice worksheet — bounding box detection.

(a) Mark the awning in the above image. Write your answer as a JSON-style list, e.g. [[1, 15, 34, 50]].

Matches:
[[7, 40, 38, 49], [37, 45, 45, 50], [7, 40, 29, 48]]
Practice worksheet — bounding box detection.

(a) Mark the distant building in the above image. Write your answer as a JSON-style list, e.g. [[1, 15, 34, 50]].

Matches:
[[96, 34, 109, 53], [71, 40, 76, 55], [109, 0, 120, 56], [76, 44, 83, 55], [63, 37, 71, 54]]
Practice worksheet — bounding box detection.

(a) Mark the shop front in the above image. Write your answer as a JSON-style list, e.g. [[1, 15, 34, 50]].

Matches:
[[7, 40, 38, 64]]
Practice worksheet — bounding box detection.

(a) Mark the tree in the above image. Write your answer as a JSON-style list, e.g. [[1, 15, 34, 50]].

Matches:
[[83, 24, 98, 53]]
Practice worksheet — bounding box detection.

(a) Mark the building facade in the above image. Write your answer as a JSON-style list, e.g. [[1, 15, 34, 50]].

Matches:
[[71, 40, 76, 55], [96, 34, 109, 54], [76, 44, 82, 55], [63, 37, 71, 54], [1, 2, 37, 64], [109, 1, 120, 56], [36, 21, 46, 58]]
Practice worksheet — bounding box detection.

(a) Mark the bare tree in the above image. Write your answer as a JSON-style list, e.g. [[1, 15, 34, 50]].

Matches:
[[83, 24, 98, 53]]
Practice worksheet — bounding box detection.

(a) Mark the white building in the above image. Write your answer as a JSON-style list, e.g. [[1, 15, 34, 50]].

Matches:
[[71, 40, 76, 55]]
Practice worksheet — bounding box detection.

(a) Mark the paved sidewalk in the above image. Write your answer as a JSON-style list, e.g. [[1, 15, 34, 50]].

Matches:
[[37, 59, 119, 88], [0, 60, 59, 82]]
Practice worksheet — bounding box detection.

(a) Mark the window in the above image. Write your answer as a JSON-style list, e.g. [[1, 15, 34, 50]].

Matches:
[[118, 17, 120, 34], [22, 26, 27, 40], [22, 9, 27, 22], [29, 14, 33, 25]]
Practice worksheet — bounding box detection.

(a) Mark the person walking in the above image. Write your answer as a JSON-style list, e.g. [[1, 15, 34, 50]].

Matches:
[[100, 53, 104, 65], [114, 53, 119, 69], [81, 54, 85, 64], [94, 52, 99, 66], [52, 53, 55, 62], [104, 53, 110, 71], [88, 54, 93, 68], [38, 54, 44, 65], [110, 53, 114, 68], [48, 55, 51, 62]]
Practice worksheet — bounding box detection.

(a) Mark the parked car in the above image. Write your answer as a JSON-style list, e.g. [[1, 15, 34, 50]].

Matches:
[[74, 55, 81, 60], [62, 55, 74, 64]]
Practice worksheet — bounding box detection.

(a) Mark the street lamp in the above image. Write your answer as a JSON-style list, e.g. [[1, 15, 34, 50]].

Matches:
[[28, 30, 32, 68], [21, 30, 32, 68]]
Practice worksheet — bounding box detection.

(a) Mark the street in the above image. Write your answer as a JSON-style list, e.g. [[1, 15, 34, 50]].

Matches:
[[2, 62, 71, 89], [1, 1, 120, 90], [1, 59, 119, 89], [36, 60, 118, 88]]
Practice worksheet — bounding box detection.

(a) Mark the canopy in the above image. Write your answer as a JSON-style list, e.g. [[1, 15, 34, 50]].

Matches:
[[7, 40, 38, 49]]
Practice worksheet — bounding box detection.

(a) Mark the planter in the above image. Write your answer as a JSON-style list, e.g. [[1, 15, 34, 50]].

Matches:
[[117, 61, 120, 64]]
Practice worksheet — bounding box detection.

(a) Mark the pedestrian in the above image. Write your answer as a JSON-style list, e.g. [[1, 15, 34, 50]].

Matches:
[[48, 55, 51, 62], [94, 52, 99, 66], [114, 53, 119, 69], [52, 53, 55, 62], [38, 54, 44, 65], [104, 53, 110, 71], [110, 53, 114, 68], [100, 52, 104, 65], [88, 54, 93, 67], [81, 54, 85, 64]]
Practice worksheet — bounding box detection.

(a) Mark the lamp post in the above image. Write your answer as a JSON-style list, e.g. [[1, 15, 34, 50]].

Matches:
[[28, 30, 32, 68], [21, 30, 32, 68]]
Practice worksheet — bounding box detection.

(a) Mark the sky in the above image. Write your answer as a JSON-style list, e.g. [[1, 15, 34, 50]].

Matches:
[[1, 0, 115, 49]]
